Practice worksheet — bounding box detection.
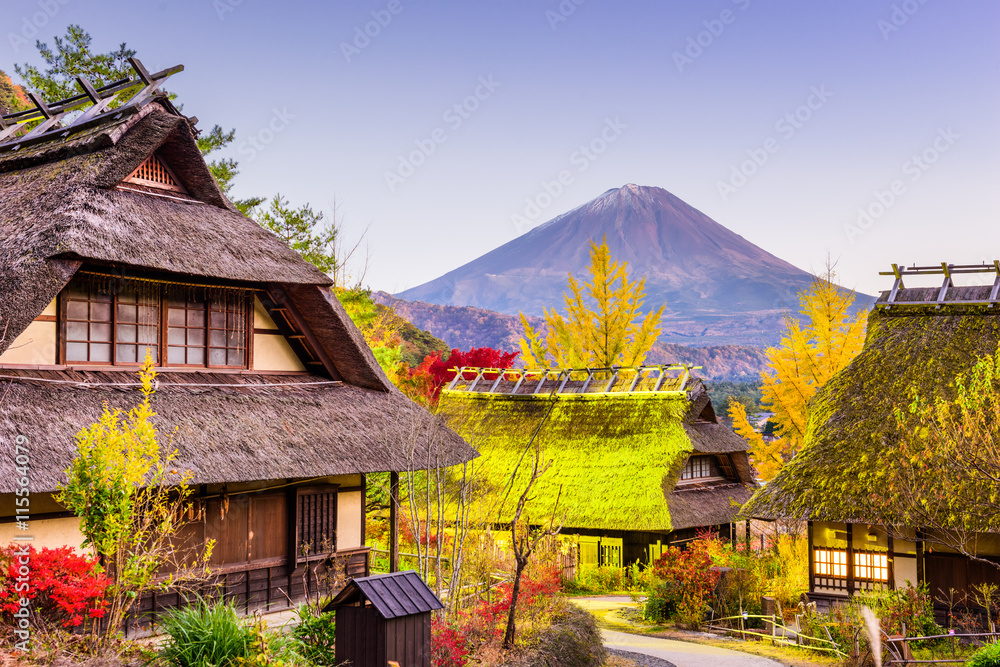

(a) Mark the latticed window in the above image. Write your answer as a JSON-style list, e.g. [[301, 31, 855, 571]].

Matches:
[[166, 294, 208, 366], [854, 551, 889, 582], [209, 294, 248, 367], [124, 154, 186, 193], [64, 282, 113, 363], [681, 455, 718, 480], [814, 548, 848, 578], [116, 282, 160, 364], [295, 487, 338, 562], [61, 275, 250, 369]]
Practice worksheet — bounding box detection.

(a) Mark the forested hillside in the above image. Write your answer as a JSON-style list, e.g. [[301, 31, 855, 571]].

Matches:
[[376, 291, 770, 382]]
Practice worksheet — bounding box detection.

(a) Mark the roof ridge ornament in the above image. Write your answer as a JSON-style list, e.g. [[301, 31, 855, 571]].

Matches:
[[0, 58, 184, 153], [443, 363, 701, 396], [878, 261, 1000, 309]]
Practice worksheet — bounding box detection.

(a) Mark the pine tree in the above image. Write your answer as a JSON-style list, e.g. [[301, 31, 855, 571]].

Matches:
[[730, 271, 866, 480], [254, 194, 338, 274], [519, 237, 664, 368]]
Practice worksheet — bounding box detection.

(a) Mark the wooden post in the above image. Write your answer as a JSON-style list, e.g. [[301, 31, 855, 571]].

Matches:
[[916, 530, 925, 587], [390, 471, 400, 573], [846, 523, 855, 595], [807, 521, 815, 593], [745, 519, 751, 555]]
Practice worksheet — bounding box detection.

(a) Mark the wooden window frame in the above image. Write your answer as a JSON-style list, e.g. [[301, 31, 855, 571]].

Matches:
[[814, 547, 849, 578], [59, 277, 251, 371], [854, 550, 889, 583], [680, 455, 719, 481], [61, 282, 114, 365]]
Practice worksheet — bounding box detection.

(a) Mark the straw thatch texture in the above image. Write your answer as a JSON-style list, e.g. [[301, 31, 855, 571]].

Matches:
[[437, 379, 754, 532], [669, 483, 754, 530], [743, 286, 1000, 522], [0, 369, 475, 493]]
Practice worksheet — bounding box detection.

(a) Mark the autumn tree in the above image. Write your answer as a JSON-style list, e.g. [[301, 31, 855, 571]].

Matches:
[[519, 237, 664, 368], [867, 346, 1000, 567], [0, 70, 29, 113], [400, 347, 520, 406], [729, 271, 866, 480]]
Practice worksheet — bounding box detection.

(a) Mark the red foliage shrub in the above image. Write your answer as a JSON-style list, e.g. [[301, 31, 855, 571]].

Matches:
[[407, 347, 519, 405], [650, 541, 720, 627], [432, 617, 470, 667], [430, 566, 561, 665], [0, 544, 110, 628]]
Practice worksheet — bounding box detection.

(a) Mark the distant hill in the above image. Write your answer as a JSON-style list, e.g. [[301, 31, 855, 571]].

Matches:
[[398, 184, 852, 347], [376, 292, 770, 382]]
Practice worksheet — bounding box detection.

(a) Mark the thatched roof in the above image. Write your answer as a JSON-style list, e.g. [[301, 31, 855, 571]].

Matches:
[[0, 98, 393, 391], [0, 94, 477, 486], [743, 285, 1000, 522], [437, 379, 754, 532], [0, 369, 472, 493]]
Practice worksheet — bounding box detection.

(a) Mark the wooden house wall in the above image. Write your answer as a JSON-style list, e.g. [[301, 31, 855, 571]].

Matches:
[[563, 525, 736, 571], [808, 522, 1000, 606]]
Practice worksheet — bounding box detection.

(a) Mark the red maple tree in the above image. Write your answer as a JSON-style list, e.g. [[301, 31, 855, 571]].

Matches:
[[403, 347, 519, 406]]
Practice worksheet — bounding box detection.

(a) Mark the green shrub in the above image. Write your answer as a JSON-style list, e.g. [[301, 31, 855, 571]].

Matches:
[[565, 566, 626, 594], [292, 604, 337, 666], [643, 595, 674, 622], [968, 641, 1000, 667], [158, 600, 254, 667]]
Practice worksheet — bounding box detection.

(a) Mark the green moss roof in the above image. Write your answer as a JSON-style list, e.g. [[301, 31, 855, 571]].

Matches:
[[438, 388, 692, 531], [744, 293, 1000, 522]]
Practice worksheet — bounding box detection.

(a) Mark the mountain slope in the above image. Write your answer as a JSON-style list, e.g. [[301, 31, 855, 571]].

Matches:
[[376, 292, 769, 382], [399, 185, 817, 335]]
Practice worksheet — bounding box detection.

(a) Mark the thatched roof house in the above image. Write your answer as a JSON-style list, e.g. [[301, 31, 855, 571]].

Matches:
[[437, 366, 755, 569], [743, 263, 1000, 609], [0, 62, 473, 624]]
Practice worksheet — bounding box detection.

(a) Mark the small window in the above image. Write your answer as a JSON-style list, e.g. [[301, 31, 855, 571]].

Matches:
[[855, 551, 889, 582], [208, 295, 248, 368], [166, 294, 208, 366], [115, 283, 160, 364], [814, 548, 848, 578], [64, 282, 113, 364], [680, 456, 719, 480]]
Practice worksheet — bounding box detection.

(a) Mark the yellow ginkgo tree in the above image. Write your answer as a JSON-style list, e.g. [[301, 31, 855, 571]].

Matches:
[[730, 271, 867, 481], [519, 237, 665, 369]]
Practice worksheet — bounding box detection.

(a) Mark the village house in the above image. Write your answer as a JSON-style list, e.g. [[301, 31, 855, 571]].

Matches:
[[743, 263, 1000, 613], [436, 365, 756, 570], [0, 60, 474, 626]]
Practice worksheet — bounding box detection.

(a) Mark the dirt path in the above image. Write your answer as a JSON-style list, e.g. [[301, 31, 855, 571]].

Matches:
[[573, 596, 785, 667], [602, 629, 784, 667]]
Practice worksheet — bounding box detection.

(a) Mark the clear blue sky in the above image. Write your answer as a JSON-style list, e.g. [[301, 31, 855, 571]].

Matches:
[[5, 0, 999, 296]]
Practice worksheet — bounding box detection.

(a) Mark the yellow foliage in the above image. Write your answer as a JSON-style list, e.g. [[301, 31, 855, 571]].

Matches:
[[519, 237, 665, 368], [730, 270, 866, 480]]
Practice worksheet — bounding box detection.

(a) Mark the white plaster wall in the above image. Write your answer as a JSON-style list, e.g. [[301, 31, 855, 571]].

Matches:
[[894, 556, 918, 589], [253, 334, 306, 372], [0, 517, 86, 553], [0, 321, 57, 365], [337, 491, 363, 549]]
